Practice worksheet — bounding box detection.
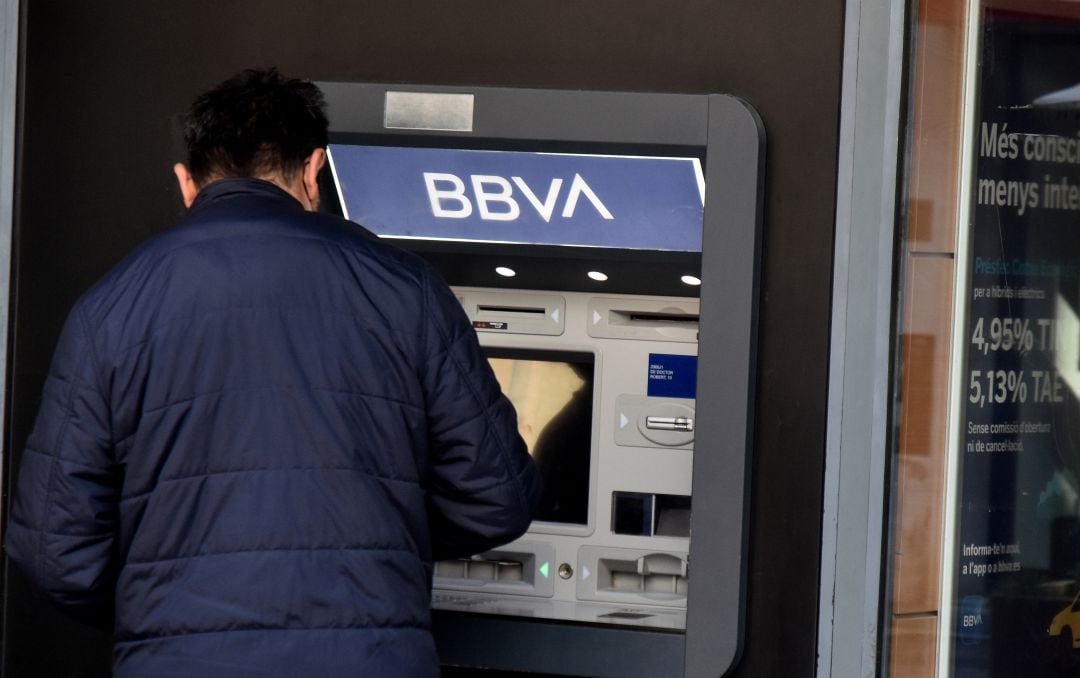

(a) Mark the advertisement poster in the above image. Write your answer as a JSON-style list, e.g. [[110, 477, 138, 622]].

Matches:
[[953, 9, 1080, 676]]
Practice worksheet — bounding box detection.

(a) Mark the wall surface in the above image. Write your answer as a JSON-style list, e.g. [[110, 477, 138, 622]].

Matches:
[[3, 2, 845, 676]]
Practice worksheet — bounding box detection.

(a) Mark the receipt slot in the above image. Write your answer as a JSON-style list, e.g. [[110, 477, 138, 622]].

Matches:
[[319, 83, 764, 678]]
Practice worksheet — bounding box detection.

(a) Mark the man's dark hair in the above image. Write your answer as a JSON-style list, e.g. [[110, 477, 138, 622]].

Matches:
[[182, 68, 329, 185]]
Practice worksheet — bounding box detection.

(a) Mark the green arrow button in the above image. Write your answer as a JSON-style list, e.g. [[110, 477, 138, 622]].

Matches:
[[539, 562, 550, 579]]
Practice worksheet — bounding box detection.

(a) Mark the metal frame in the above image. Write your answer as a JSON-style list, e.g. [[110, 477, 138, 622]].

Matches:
[[0, 1, 19, 671], [816, 0, 909, 674], [0, 0, 19, 505], [319, 82, 764, 678], [937, 1, 983, 674]]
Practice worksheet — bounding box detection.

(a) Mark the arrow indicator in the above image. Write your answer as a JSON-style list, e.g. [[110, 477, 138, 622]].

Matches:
[[582, 565, 591, 581], [539, 562, 550, 579], [551, 308, 560, 323], [619, 413, 629, 429], [593, 310, 602, 325]]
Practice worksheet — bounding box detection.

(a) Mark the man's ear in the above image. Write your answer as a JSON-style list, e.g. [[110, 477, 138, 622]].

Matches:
[[302, 148, 327, 211], [173, 163, 199, 208]]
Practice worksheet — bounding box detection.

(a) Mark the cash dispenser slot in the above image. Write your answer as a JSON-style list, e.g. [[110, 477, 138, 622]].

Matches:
[[476, 304, 547, 315], [618, 310, 700, 328], [603, 553, 688, 597], [436, 557, 526, 582], [587, 298, 700, 343], [456, 289, 566, 336], [612, 492, 692, 538], [578, 547, 690, 605], [433, 543, 555, 598]]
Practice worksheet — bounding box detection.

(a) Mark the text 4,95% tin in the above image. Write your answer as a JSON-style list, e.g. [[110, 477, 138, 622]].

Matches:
[[970, 317, 1056, 355]]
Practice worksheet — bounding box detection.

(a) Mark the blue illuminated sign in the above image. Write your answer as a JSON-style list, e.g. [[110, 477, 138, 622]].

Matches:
[[647, 353, 698, 399], [328, 145, 704, 251]]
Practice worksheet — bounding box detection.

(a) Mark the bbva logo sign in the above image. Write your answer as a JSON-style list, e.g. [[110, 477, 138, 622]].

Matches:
[[423, 173, 615, 222]]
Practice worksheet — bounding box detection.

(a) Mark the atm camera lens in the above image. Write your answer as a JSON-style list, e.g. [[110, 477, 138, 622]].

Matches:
[[558, 563, 574, 580]]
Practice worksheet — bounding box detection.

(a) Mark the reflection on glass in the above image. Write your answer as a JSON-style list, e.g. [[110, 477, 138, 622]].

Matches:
[[948, 5, 1080, 677], [890, 1, 1080, 675]]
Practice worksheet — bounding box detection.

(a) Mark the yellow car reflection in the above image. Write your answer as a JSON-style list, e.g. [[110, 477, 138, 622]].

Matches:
[[1049, 591, 1080, 649]]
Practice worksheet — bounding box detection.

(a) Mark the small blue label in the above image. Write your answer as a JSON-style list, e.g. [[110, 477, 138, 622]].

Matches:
[[647, 354, 698, 399], [958, 595, 989, 645]]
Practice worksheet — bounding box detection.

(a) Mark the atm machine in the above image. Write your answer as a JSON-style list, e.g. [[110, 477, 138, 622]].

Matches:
[[318, 83, 764, 678]]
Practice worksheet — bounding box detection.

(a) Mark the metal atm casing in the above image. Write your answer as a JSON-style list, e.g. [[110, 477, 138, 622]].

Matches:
[[435, 287, 698, 629], [319, 83, 764, 678]]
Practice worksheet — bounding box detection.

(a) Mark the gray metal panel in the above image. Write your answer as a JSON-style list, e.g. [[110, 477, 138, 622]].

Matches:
[[434, 612, 684, 678], [817, 0, 906, 675], [684, 95, 765, 678], [0, 0, 19, 511], [318, 82, 764, 678], [320, 81, 709, 146]]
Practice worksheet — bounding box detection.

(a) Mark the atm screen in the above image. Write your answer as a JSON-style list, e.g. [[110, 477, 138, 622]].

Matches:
[[485, 347, 594, 526]]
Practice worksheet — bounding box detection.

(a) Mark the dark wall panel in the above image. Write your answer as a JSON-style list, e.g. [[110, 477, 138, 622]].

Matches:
[[5, 2, 844, 676]]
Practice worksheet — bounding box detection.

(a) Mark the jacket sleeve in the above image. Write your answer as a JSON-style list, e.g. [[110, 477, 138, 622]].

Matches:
[[419, 268, 541, 561], [4, 304, 118, 624]]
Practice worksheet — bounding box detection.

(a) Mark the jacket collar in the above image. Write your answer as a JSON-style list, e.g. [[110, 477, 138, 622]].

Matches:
[[189, 177, 304, 213]]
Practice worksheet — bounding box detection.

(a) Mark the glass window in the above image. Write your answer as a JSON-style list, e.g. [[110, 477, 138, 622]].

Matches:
[[888, 1, 1080, 676], [886, 0, 968, 674]]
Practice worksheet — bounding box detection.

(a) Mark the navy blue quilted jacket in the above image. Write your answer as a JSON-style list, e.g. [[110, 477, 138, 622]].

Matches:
[[5, 178, 540, 677]]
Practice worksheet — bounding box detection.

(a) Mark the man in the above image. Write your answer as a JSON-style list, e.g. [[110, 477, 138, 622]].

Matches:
[[5, 68, 540, 677]]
